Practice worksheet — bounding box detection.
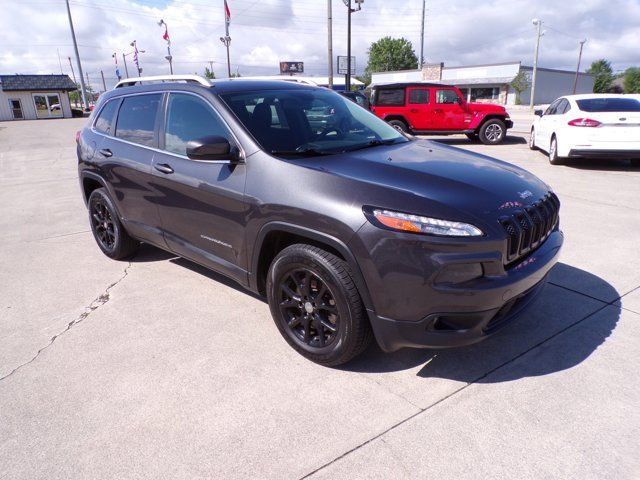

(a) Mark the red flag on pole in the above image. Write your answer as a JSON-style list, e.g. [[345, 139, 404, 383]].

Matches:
[[163, 26, 171, 46], [224, 0, 231, 25]]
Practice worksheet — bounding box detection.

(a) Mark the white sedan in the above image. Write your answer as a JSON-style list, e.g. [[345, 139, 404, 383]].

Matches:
[[530, 94, 640, 166]]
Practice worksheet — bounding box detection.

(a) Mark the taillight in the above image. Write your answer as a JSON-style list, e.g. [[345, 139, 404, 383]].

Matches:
[[568, 118, 601, 127], [75, 130, 81, 143]]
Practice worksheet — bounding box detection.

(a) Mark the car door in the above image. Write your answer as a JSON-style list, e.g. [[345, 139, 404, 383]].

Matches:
[[151, 91, 248, 284], [434, 88, 467, 130], [536, 98, 561, 148], [95, 93, 165, 245], [405, 86, 432, 130]]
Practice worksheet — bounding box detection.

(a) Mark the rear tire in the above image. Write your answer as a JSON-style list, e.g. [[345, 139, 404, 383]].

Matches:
[[266, 244, 372, 366], [387, 119, 409, 133], [88, 188, 139, 259], [548, 135, 563, 165], [631, 159, 640, 168], [479, 119, 506, 145]]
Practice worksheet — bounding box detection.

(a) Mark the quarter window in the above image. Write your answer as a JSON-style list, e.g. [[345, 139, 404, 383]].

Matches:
[[115, 94, 162, 147], [435, 89, 460, 104], [376, 89, 405, 106], [94, 100, 119, 135], [164, 93, 230, 156], [409, 89, 430, 104]]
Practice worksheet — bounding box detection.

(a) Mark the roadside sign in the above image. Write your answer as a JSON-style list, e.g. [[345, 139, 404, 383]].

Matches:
[[280, 61, 304, 74], [337, 56, 356, 75]]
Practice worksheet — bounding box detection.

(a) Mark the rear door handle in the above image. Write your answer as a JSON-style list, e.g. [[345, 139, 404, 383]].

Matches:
[[98, 148, 113, 158], [154, 163, 174, 174], [410, 108, 419, 113]]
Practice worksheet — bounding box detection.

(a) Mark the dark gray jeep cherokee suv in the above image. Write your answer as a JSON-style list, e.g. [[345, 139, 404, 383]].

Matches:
[[77, 75, 563, 366]]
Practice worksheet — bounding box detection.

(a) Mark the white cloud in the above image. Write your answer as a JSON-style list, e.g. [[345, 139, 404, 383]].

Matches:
[[1, 0, 639, 91]]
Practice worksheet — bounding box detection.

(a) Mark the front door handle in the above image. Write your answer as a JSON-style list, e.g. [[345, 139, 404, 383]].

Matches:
[[154, 163, 174, 174], [410, 108, 419, 113], [98, 148, 113, 157]]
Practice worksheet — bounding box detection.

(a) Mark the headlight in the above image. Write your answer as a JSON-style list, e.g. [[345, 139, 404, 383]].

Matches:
[[371, 209, 483, 237]]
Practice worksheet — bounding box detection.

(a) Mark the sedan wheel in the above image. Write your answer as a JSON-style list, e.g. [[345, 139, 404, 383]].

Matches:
[[548, 136, 563, 165]]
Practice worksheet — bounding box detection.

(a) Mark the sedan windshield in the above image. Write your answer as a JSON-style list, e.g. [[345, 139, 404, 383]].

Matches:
[[219, 87, 408, 157]]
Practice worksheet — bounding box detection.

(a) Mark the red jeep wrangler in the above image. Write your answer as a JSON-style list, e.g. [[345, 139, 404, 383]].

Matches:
[[370, 83, 513, 144]]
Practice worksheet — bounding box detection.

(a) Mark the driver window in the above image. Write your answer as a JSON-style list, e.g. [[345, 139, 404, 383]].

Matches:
[[435, 89, 459, 104], [544, 100, 560, 116], [164, 93, 230, 156]]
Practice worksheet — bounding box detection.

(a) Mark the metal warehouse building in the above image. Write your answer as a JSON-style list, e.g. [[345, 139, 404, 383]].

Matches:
[[0, 74, 76, 121], [371, 62, 595, 106]]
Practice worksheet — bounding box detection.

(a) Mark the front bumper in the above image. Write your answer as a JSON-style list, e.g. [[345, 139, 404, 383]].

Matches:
[[350, 224, 563, 352]]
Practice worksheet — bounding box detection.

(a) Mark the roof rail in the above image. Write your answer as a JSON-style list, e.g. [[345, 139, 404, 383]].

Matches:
[[114, 74, 211, 89]]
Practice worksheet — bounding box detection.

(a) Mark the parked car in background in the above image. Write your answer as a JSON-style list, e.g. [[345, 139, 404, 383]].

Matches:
[[338, 91, 370, 110], [370, 82, 513, 144], [530, 94, 640, 166]]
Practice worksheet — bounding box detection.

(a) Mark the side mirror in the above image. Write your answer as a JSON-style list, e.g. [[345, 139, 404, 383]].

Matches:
[[534, 109, 543, 117], [186, 135, 241, 162]]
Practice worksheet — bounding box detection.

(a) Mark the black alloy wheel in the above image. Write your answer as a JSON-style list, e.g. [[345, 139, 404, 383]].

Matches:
[[278, 268, 339, 348], [88, 188, 138, 259], [267, 244, 372, 366], [91, 199, 116, 251]]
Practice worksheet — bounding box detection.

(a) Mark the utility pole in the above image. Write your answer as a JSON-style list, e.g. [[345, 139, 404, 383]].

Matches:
[[65, 0, 89, 111], [343, 0, 363, 92], [572, 39, 587, 94], [57, 49, 64, 74], [419, 0, 426, 69], [100, 70, 107, 91], [122, 53, 130, 78], [209, 61, 214, 73], [327, 0, 333, 89], [220, 1, 232, 77], [530, 18, 544, 111]]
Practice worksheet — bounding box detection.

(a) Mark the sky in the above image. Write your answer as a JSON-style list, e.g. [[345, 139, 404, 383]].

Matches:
[[1, 0, 639, 91]]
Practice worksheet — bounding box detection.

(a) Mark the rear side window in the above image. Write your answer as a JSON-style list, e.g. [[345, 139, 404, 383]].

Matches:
[[94, 100, 119, 135], [115, 94, 162, 147], [164, 93, 230, 156], [409, 89, 430, 104], [576, 98, 640, 112], [435, 89, 459, 104], [376, 89, 405, 106]]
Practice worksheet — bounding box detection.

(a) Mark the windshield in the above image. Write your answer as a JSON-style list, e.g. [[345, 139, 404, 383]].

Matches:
[[576, 98, 640, 112], [219, 88, 408, 157]]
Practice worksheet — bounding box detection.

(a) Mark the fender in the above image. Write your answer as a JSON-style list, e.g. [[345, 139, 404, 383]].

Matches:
[[249, 221, 375, 312]]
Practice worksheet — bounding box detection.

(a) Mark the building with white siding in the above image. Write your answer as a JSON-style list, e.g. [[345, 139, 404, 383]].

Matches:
[[371, 62, 595, 106], [0, 75, 76, 121]]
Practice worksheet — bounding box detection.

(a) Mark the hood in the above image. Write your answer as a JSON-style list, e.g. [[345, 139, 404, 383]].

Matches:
[[300, 139, 550, 227], [466, 102, 508, 115]]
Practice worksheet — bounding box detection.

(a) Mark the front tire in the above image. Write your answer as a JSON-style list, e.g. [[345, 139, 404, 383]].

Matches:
[[479, 119, 506, 145], [266, 244, 372, 366], [88, 188, 138, 259], [548, 135, 563, 165], [529, 128, 538, 150], [387, 119, 409, 133]]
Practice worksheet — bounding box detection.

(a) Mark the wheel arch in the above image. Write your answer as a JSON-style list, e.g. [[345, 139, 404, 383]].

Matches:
[[382, 115, 411, 130], [473, 114, 508, 132], [250, 222, 374, 312], [81, 171, 108, 205]]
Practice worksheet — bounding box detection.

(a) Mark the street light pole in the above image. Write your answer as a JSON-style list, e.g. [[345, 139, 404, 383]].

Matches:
[[122, 53, 129, 78], [343, 0, 363, 92], [64, 0, 89, 111], [419, 0, 426, 69], [158, 19, 173, 74], [572, 39, 587, 95], [530, 18, 544, 111]]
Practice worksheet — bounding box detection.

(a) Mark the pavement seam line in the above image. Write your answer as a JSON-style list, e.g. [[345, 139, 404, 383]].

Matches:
[[299, 301, 614, 479], [547, 281, 612, 303], [0, 260, 133, 384]]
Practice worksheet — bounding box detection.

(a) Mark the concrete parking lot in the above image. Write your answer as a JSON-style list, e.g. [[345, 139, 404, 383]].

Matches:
[[1, 116, 639, 479]]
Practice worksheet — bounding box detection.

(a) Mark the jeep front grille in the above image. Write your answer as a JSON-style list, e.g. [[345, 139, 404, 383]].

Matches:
[[499, 193, 560, 266]]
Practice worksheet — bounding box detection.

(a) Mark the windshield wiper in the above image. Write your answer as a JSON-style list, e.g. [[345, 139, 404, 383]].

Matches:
[[270, 148, 332, 157], [345, 138, 406, 152]]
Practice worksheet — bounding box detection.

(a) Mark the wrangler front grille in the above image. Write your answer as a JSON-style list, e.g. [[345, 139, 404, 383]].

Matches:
[[499, 193, 560, 266]]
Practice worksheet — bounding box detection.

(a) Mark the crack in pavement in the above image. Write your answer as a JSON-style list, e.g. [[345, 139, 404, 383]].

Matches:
[[299, 295, 619, 479], [0, 260, 133, 384]]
